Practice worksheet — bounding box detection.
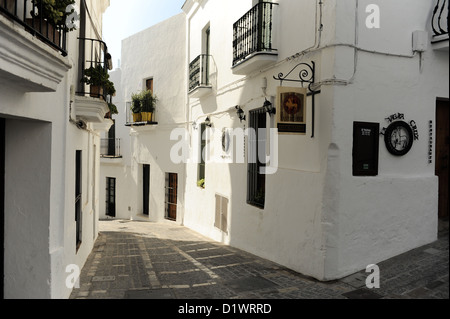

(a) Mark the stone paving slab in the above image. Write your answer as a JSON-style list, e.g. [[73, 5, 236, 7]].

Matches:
[[70, 219, 449, 300]]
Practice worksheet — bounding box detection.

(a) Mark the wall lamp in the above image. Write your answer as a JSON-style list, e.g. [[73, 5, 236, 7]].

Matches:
[[235, 106, 246, 123], [263, 98, 276, 116]]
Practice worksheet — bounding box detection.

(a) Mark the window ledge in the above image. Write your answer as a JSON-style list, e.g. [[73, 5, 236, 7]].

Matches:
[[0, 15, 71, 92]]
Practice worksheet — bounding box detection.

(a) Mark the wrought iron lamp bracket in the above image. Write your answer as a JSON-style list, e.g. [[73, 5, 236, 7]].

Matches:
[[273, 61, 321, 138]]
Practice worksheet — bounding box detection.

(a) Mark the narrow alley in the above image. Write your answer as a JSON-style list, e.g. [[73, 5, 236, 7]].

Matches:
[[70, 219, 449, 300]]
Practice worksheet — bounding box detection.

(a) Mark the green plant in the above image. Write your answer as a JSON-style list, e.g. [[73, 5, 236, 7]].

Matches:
[[141, 90, 157, 113], [108, 102, 118, 115], [32, 0, 77, 30], [131, 92, 142, 114], [131, 90, 158, 114], [197, 179, 205, 188], [81, 65, 116, 96]]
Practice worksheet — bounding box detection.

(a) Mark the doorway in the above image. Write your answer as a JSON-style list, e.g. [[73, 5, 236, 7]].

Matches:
[[143, 165, 150, 216], [165, 173, 178, 221], [436, 98, 449, 223], [106, 177, 116, 218]]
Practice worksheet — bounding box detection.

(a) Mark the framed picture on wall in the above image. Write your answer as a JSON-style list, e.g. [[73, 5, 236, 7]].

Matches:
[[276, 86, 308, 135]]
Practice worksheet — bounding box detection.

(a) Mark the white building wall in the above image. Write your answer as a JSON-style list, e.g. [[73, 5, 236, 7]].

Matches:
[[1, 0, 111, 298], [182, 0, 448, 281], [321, 0, 449, 280], [109, 13, 187, 222]]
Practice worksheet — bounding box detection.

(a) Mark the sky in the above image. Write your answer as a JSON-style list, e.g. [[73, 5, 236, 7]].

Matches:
[[102, 0, 186, 69]]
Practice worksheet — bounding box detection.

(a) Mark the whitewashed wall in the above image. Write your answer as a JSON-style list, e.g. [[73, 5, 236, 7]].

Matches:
[[182, 0, 448, 281], [117, 13, 187, 222], [1, 0, 111, 298]]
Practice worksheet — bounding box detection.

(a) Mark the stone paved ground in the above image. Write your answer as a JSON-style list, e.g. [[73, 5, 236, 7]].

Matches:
[[69, 219, 449, 300]]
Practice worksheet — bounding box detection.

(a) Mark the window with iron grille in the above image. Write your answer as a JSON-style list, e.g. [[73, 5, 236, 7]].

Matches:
[[247, 108, 267, 208]]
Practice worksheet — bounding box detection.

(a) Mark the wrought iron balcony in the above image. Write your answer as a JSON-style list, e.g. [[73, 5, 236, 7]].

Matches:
[[0, 0, 68, 56], [432, 0, 449, 37], [74, 38, 114, 123], [432, 0, 449, 45], [189, 54, 211, 97], [232, 1, 278, 70], [77, 38, 113, 100], [100, 138, 122, 158]]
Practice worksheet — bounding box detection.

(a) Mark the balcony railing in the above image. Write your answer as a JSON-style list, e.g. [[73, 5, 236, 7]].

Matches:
[[77, 38, 113, 101], [432, 0, 449, 41], [0, 0, 68, 56], [100, 138, 122, 158], [232, 2, 278, 67], [189, 54, 211, 93], [125, 102, 158, 126]]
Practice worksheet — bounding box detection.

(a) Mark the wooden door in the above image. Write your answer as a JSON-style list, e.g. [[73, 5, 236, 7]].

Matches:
[[143, 165, 150, 216], [106, 177, 116, 218], [166, 173, 177, 221], [436, 99, 449, 219]]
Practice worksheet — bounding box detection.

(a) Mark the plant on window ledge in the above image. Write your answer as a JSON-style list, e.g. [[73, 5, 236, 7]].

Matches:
[[131, 92, 142, 122], [140, 90, 157, 122], [31, 0, 77, 31], [80, 65, 116, 99]]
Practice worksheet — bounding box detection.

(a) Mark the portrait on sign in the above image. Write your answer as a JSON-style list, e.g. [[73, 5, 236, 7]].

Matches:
[[276, 86, 307, 135]]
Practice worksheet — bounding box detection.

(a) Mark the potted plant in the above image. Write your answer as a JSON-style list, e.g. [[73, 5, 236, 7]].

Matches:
[[105, 102, 118, 119], [80, 65, 116, 100], [131, 92, 142, 122], [31, 0, 77, 31], [140, 90, 157, 122], [197, 179, 205, 189]]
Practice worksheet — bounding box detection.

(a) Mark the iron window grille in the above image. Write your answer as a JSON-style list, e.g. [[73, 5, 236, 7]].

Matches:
[[232, 1, 278, 66]]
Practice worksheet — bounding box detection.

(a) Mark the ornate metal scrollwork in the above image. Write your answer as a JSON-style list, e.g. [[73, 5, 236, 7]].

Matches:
[[273, 62, 317, 93]]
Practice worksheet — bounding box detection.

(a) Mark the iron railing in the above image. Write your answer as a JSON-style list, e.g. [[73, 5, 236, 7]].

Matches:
[[189, 54, 211, 92], [0, 0, 68, 56], [125, 102, 157, 125], [233, 2, 278, 66], [100, 138, 121, 158], [432, 0, 449, 40], [77, 37, 113, 101]]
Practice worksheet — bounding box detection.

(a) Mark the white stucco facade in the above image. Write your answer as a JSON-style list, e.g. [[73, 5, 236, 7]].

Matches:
[[1, 0, 112, 298], [100, 13, 187, 223]]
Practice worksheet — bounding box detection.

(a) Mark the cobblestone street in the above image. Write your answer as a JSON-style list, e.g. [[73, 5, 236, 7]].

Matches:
[[70, 219, 449, 300]]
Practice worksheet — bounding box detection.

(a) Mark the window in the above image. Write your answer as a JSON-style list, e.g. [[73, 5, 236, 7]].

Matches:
[[198, 123, 207, 187], [75, 151, 82, 250], [146, 78, 153, 94], [247, 108, 267, 208]]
